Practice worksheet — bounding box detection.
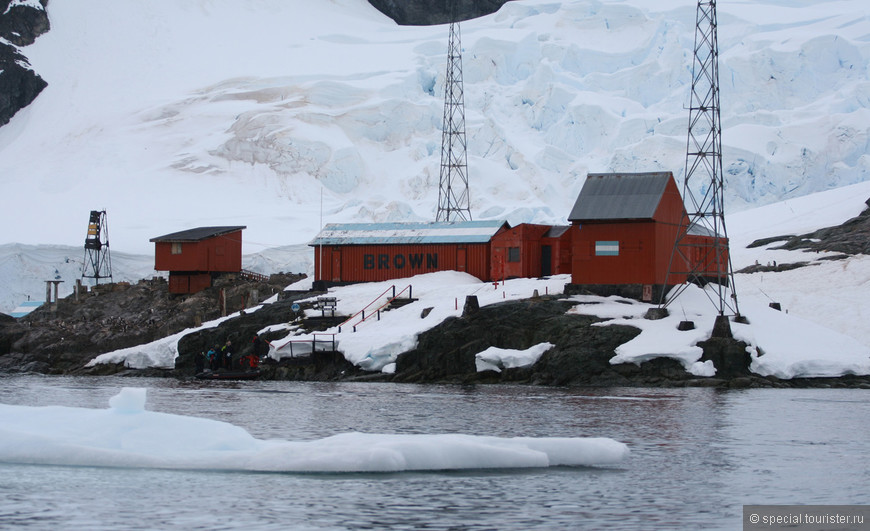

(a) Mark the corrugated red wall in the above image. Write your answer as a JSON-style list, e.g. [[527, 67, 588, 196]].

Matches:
[[491, 224, 549, 279], [572, 221, 660, 284], [570, 177, 692, 286], [313, 243, 492, 283], [168, 273, 212, 294], [154, 230, 243, 273], [684, 234, 730, 279]]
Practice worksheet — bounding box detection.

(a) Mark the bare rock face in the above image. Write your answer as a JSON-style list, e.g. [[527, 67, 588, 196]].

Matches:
[[0, 0, 50, 46], [0, 274, 304, 375], [367, 0, 513, 25], [0, 41, 47, 126], [0, 0, 50, 127]]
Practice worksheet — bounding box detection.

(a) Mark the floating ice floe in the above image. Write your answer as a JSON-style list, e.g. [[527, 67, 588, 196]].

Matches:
[[0, 388, 629, 473]]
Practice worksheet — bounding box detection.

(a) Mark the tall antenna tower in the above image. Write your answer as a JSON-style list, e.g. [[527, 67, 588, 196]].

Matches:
[[661, 1, 740, 322], [436, 15, 472, 222], [82, 210, 113, 285]]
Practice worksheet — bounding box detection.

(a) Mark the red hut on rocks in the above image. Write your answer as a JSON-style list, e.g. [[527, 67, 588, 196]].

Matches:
[[567, 172, 723, 301], [150, 226, 246, 294]]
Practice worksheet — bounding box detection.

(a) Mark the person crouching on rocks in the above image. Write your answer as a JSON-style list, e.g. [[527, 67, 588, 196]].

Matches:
[[240, 351, 259, 370]]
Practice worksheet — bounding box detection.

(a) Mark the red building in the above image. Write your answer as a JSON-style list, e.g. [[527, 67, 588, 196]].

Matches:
[[567, 172, 726, 299], [310, 220, 575, 286], [150, 226, 246, 294], [310, 221, 507, 284], [490, 224, 572, 280]]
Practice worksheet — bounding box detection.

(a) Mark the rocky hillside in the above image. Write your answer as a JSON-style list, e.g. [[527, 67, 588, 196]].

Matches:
[[738, 198, 870, 274], [0, 272, 303, 374], [0, 0, 49, 126], [3, 200, 870, 388]]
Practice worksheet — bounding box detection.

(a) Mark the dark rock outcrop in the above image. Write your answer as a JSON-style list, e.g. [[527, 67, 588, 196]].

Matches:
[[393, 297, 644, 385], [0, 41, 47, 125], [390, 296, 756, 386], [367, 0, 513, 25], [0, 0, 49, 126], [698, 336, 752, 379], [0, 0, 50, 46], [742, 198, 870, 264], [0, 273, 303, 374]]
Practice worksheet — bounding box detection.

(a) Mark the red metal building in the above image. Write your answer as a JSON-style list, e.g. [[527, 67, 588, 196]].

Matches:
[[567, 172, 726, 298], [150, 226, 246, 294], [568, 172, 687, 288], [310, 221, 507, 284]]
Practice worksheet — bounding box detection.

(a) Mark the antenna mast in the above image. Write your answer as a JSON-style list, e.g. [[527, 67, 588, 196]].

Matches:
[[436, 7, 471, 222], [82, 209, 113, 285], [661, 0, 739, 320]]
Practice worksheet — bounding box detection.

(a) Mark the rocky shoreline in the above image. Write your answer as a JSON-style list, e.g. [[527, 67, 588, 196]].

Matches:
[[3, 275, 869, 389]]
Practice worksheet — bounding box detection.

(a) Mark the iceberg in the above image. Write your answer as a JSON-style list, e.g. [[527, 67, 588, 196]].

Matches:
[[0, 388, 629, 473]]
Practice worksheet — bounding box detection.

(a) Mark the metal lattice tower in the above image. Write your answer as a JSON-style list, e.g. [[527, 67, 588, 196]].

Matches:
[[436, 19, 472, 222], [661, 0, 739, 318], [82, 210, 113, 285]]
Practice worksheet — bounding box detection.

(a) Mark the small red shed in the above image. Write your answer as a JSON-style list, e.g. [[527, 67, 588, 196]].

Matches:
[[150, 226, 246, 294], [490, 223, 572, 280], [567, 172, 689, 289]]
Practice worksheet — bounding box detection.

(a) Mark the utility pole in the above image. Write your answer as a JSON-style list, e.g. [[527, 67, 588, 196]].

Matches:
[[661, 0, 740, 331], [436, 14, 472, 222]]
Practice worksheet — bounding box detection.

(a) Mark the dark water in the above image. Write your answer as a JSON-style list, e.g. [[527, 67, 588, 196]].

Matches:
[[0, 375, 868, 530]]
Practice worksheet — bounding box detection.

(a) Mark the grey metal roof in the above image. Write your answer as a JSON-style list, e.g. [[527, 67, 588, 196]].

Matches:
[[150, 226, 246, 243], [309, 220, 508, 246], [543, 225, 571, 238], [568, 172, 674, 222]]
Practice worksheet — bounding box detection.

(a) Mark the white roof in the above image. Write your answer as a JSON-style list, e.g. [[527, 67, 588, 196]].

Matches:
[[310, 220, 508, 246]]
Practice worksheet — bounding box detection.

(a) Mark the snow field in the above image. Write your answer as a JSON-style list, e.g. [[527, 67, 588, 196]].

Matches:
[[1, 0, 868, 255]]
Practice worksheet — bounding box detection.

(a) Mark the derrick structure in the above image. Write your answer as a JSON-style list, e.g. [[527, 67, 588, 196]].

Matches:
[[82, 209, 113, 285], [661, 0, 740, 319], [436, 19, 472, 222]]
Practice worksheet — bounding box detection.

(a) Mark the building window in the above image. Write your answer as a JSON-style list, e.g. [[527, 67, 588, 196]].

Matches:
[[507, 247, 520, 262], [171, 243, 183, 255], [595, 241, 619, 256]]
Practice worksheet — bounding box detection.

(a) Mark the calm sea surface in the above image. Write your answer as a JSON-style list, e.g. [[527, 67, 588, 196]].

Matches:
[[0, 375, 867, 530]]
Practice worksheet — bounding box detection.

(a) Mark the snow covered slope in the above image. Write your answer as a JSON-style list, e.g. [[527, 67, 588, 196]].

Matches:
[[0, 0, 867, 258]]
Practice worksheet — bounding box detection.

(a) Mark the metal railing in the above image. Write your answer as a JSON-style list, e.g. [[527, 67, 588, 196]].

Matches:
[[240, 269, 269, 282], [338, 284, 413, 333], [273, 332, 336, 357]]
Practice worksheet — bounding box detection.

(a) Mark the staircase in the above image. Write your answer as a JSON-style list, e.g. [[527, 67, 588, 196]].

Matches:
[[240, 269, 269, 282]]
